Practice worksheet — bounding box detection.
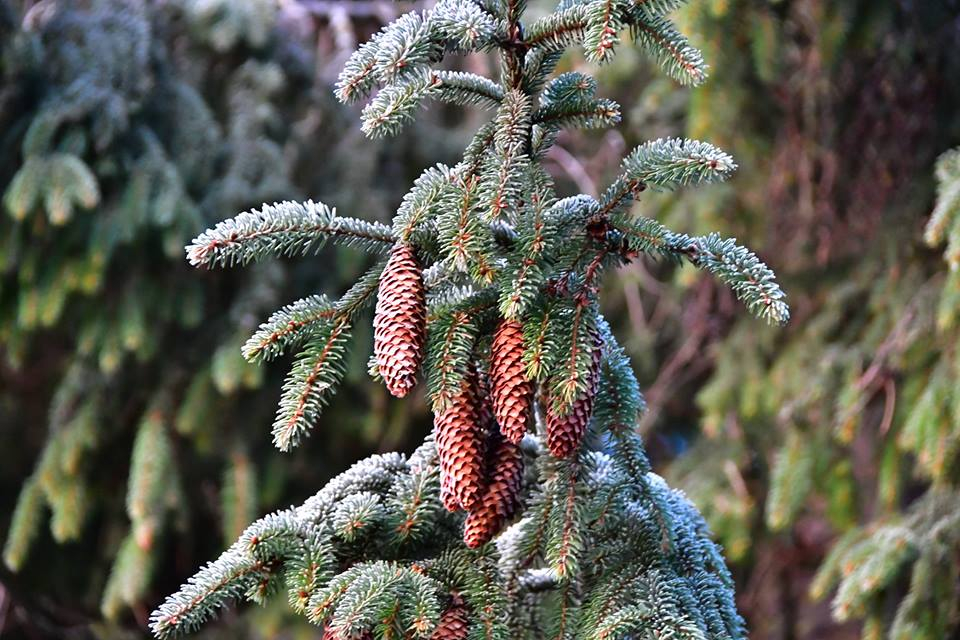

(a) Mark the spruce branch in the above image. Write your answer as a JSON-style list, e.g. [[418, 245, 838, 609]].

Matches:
[[394, 164, 458, 242], [150, 512, 305, 637], [433, 70, 505, 108], [242, 294, 336, 363], [498, 175, 559, 319], [523, 49, 565, 94], [669, 233, 791, 325], [2, 474, 44, 572], [425, 308, 481, 413], [601, 138, 736, 217], [525, 5, 589, 53], [361, 70, 504, 139], [437, 174, 498, 282], [431, 0, 502, 50], [628, 11, 708, 86], [609, 214, 676, 259], [541, 72, 599, 106], [373, 11, 441, 84], [336, 37, 385, 104], [187, 201, 395, 268], [925, 148, 960, 269], [583, 0, 630, 64], [271, 262, 385, 451], [361, 72, 444, 139], [632, 0, 691, 15], [3, 153, 100, 225], [533, 97, 622, 133], [272, 319, 353, 451], [480, 89, 532, 221]]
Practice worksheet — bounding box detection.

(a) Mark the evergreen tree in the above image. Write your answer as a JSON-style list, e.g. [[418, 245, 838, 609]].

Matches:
[[151, 1, 789, 637]]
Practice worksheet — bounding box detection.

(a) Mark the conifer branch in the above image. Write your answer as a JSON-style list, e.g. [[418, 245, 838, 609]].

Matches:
[[583, 0, 629, 63], [187, 201, 395, 268], [628, 12, 708, 86], [524, 5, 589, 53], [433, 70, 505, 108], [374, 12, 440, 84], [669, 233, 791, 325], [271, 262, 385, 451], [431, 0, 502, 50], [600, 138, 736, 217], [361, 73, 444, 139], [523, 49, 564, 94], [361, 71, 503, 139], [394, 164, 458, 242], [426, 308, 481, 413], [336, 38, 383, 104], [480, 90, 532, 221], [631, 0, 691, 15], [242, 294, 336, 363], [924, 148, 960, 269], [533, 98, 622, 132]]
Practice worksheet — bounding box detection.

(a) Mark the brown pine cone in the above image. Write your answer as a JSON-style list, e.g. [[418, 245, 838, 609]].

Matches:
[[374, 243, 426, 398], [436, 371, 486, 511], [490, 319, 532, 444], [545, 330, 603, 459], [463, 436, 524, 548], [429, 594, 469, 640]]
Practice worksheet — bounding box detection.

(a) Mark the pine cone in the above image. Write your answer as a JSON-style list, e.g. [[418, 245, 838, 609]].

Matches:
[[436, 371, 487, 511], [374, 243, 426, 397], [490, 319, 532, 444], [545, 330, 603, 459], [463, 436, 524, 548], [429, 594, 469, 640]]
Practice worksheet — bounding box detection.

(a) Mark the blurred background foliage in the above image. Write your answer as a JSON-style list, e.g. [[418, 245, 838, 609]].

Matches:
[[0, 0, 959, 639]]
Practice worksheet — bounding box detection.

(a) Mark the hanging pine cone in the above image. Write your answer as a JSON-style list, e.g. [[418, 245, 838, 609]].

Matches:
[[374, 243, 426, 398], [436, 371, 487, 511], [490, 319, 532, 444], [545, 330, 603, 459], [463, 436, 524, 548], [429, 594, 469, 640]]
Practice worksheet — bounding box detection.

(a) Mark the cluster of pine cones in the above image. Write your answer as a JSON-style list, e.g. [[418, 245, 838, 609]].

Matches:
[[374, 244, 602, 548]]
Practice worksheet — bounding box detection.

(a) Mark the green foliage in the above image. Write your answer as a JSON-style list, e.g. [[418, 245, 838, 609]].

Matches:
[[187, 201, 395, 268], [154, 431, 745, 639], [151, 0, 788, 637]]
